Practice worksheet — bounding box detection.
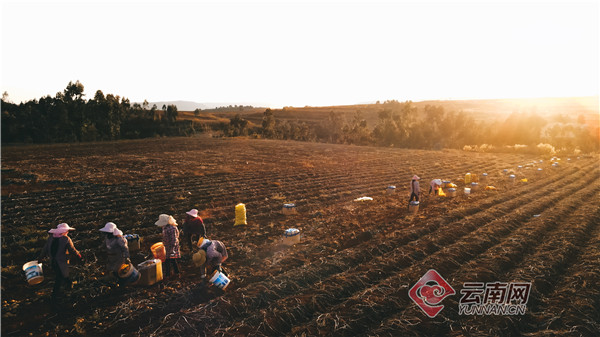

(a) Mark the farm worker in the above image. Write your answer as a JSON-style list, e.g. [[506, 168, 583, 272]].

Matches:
[[99, 222, 131, 283], [37, 223, 82, 304], [197, 237, 228, 279], [156, 214, 181, 278], [409, 175, 420, 202], [182, 209, 206, 251], [429, 179, 443, 195]]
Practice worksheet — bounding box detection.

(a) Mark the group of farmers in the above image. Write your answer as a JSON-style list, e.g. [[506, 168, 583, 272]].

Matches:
[[37, 208, 228, 305], [409, 175, 444, 202]]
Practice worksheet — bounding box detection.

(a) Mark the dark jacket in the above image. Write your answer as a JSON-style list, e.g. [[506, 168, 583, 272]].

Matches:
[[183, 216, 206, 237], [39, 235, 80, 278]]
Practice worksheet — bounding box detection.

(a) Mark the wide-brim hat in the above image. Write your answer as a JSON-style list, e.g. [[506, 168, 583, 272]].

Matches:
[[48, 223, 75, 234], [433, 179, 442, 185], [155, 214, 176, 227], [113, 228, 123, 236], [186, 209, 199, 217], [412, 175, 420, 180], [99, 222, 117, 233]]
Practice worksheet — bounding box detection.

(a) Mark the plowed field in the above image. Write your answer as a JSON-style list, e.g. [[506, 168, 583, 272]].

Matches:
[[2, 137, 598, 336]]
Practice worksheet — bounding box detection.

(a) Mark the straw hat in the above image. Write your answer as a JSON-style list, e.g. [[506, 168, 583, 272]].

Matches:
[[113, 228, 123, 236], [412, 175, 420, 180], [99, 222, 117, 233], [155, 214, 176, 227], [186, 209, 199, 217], [48, 223, 75, 234]]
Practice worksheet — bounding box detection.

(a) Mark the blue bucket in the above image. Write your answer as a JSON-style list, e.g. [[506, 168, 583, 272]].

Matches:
[[124, 234, 140, 251], [209, 270, 231, 290]]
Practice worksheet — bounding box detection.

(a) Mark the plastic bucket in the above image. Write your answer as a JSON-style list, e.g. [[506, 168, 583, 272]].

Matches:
[[136, 259, 163, 286], [23, 261, 44, 285], [464, 187, 471, 195], [386, 186, 396, 194], [409, 201, 419, 215], [151, 242, 166, 262], [282, 203, 297, 215], [447, 188, 457, 197], [283, 228, 301, 246], [118, 263, 141, 285], [442, 181, 451, 188], [480, 173, 487, 183], [209, 270, 231, 290], [471, 182, 479, 190], [509, 174, 516, 184], [465, 173, 472, 185]]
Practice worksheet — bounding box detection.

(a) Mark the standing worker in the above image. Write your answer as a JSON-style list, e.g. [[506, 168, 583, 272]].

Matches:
[[409, 175, 421, 202], [155, 214, 181, 278], [197, 237, 228, 280], [182, 209, 206, 251], [38, 223, 82, 306], [99, 222, 130, 285], [429, 179, 443, 195]]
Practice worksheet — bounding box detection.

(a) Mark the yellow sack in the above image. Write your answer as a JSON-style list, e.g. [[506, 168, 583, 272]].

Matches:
[[485, 186, 497, 190], [448, 183, 457, 188], [521, 178, 528, 183], [234, 203, 247, 226], [465, 173, 472, 185]]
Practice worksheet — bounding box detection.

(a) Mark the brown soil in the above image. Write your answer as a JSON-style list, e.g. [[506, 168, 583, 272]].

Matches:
[[1, 137, 598, 336]]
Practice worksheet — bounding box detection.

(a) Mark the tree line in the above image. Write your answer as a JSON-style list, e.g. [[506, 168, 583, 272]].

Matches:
[[251, 100, 598, 153], [2, 83, 597, 154], [1, 81, 201, 143]]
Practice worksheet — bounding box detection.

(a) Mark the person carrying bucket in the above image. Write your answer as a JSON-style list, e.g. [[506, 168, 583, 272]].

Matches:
[[409, 175, 421, 202], [37, 223, 82, 306], [429, 179, 443, 195], [156, 214, 181, 278], [99, 222, 131, 285], [182, 209, 206, 252], [196, 237, 228, 280]]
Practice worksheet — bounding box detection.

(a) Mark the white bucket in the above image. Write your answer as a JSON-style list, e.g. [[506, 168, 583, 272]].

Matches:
[[464, 187, 471, 195], [409, 201, 419, 215], [447, 188, 457, 197], [386, 186, 396, 194], [282, 203, 297, 215], [209, 270, 231, 290], [282, 228, 301, 246], [23, 261, 44, 285]]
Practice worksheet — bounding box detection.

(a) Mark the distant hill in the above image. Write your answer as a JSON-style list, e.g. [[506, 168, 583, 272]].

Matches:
[[142, 100, 270, 111], [182, 96, 598, 128]]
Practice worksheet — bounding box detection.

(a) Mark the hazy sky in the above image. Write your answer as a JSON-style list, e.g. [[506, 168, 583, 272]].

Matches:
[[2, 0, 598, 107]]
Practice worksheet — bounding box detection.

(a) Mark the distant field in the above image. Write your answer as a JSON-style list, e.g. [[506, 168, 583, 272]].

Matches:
[[1, 137, 599, 336], [180, 96, 599, 128]]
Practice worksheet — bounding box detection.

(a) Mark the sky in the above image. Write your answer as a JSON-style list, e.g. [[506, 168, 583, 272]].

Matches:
[[1, 0, 598, 108]]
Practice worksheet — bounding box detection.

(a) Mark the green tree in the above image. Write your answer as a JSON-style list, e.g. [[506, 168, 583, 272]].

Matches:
[[261, 108, 277, 138]]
